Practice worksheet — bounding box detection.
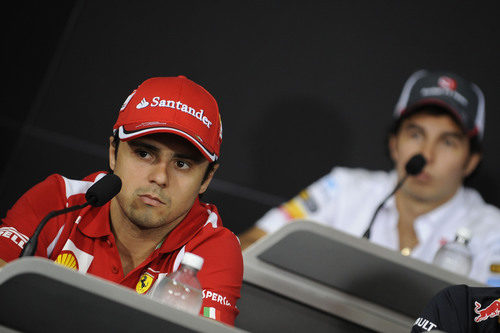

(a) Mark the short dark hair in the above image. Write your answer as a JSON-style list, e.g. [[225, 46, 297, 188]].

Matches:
[[389, 105, 482, 154]]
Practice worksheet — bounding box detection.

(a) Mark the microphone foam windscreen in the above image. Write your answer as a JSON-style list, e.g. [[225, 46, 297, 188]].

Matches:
[[85, 174, 122, 207], [405, 154, 427, 175]]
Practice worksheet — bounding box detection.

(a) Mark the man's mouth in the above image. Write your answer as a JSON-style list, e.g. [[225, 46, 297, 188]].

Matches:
[[139, 194, 165, 207], [413, 171, 432, 182]]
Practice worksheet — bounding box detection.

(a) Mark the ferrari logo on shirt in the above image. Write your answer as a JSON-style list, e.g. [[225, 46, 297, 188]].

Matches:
[[55, 251, 79, 270], [136, 273, 154, 294]]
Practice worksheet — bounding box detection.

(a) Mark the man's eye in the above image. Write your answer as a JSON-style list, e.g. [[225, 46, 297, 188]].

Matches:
[[443, 138, 458, 147], [408, 131, 421, 139], [176, 161, 190, 169], [136, 150, 150, 158]]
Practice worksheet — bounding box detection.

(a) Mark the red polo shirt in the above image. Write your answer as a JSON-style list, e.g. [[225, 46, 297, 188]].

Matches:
[[0, 172, 243, 326]]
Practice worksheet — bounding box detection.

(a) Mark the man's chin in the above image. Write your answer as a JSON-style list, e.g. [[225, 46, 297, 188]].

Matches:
[[128, 211, 169, 229], [401, 186, 437, 203]]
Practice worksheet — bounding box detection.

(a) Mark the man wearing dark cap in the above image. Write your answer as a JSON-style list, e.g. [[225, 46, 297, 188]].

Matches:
[[0, 76, 243, 325], [239, 70, 500, 285]]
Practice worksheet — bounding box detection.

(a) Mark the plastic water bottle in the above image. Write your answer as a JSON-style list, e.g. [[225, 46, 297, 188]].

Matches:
[[432, 227, 472, 276], [150, 252, 204, 315]]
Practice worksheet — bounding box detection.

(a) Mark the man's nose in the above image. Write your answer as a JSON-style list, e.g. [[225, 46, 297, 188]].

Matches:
[[420, 141, 435, 165], [148, 162, 169, 187]]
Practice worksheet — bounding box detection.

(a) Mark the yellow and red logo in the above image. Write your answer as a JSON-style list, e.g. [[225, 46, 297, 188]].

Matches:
[[55, 251, 79, 270], [136, 273, 154, 294]]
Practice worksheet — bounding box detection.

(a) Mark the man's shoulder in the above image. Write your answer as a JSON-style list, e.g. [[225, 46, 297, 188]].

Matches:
[[29, 171, 107, 198], [460, 187, 500, 224], [326, 166, 396, 193], [192, 203, 241, 249], [331, 166, 393, 181], [188, 212, 243, 272]]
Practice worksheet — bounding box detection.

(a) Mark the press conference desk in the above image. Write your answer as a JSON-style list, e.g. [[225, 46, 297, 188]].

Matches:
[[235, 220, 485, 332], [0, 257, 247, 333]]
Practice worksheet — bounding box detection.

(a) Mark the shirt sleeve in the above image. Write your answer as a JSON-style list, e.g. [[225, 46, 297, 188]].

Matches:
[[256, 168, 341, 233], [411, 285, 468, 332], [0, 174, 67, 261], [191, 228, 243, 326]]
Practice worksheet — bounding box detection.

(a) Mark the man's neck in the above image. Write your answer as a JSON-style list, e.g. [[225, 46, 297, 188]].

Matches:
[[394, 189, 456, 252], [395, 189, 455, 223], [109, 201, 181, 276], [111, 222, 163, 276]]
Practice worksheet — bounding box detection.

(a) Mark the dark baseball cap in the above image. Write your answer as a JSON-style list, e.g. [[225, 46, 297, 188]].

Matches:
[[394, 70, 485, 139]]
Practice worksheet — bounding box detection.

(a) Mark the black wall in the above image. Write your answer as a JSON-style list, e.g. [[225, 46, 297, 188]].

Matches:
[[2, 1, 500, 235]]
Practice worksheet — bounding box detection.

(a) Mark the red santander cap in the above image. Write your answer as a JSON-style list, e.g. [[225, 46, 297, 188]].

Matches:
[[113, 76, 222, 161]]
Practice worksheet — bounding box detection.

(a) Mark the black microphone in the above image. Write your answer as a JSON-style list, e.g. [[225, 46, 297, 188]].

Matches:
[[85, 173, 122, 207], [362, 154, 426, 239], [19, 174, 122, 257]]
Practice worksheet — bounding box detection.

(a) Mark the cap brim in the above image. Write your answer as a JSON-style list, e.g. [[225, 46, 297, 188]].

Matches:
[[116, 125, 218, 162], [402, 98, 476, 136]]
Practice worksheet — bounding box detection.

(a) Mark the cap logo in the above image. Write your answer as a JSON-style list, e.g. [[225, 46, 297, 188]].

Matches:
[[420, 85, 468, 107], [438, 76, 457, 91], [134, 96, 213, 129], [120, 90, 136, 112], [136, 98, 149, 109]]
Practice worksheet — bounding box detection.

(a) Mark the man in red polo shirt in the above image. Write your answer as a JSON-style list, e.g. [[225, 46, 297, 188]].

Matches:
[[0, 76, 243, 326]]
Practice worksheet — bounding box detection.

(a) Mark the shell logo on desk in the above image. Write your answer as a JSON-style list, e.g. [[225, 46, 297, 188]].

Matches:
[[55, 251, 79, 270], [136, 272, 154, 294]]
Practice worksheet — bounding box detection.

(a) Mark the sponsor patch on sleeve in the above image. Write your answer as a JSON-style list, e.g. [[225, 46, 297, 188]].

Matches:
[[473, 299, 500, 322], [280, 198, 306, 219], [413, 317, 438, 331], [279, 189, 320, 220], [0, 226, 29, 249], [490, 263, 500, 273], [299, 190, 318, 213], [203, 307, 221, 320], [202, 289, 232, 307]]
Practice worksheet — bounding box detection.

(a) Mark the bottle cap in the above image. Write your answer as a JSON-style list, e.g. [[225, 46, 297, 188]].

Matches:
[[456, 227, 472, 241], [181, 252, 204, 270]]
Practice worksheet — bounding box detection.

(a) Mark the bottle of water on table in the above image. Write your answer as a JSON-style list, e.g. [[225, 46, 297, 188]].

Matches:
[[150, 252, 204, 315], [432, 227, 472, 276]]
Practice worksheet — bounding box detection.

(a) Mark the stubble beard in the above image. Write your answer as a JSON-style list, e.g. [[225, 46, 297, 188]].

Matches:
[[401, 181, 454, 207], [121, 189, 173, 230]]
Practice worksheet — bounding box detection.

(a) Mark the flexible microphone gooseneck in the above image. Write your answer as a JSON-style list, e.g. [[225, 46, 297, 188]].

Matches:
[[19, 174, 122, 257], [362, 154, 426, 239]]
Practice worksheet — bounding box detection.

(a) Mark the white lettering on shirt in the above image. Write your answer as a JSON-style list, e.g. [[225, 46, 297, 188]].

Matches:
[[413, 317, 437, 331], [0, 227, 29, 249], [202, 289, 231, 307]]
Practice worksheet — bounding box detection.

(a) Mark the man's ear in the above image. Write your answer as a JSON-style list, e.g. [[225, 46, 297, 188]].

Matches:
[[199, 164, 219, 194], [388, 135, 398, 162], [464, 152, 481, 178], [109, 136, 116, 171]]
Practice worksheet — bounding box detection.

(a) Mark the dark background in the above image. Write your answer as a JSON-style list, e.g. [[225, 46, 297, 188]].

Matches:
[[2, 1, 499, 235]]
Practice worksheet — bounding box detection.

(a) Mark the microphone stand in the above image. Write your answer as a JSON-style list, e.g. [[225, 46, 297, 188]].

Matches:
[[19, 202, 89, 257], [362, 153, 426, 240], [18, 173, 121, 258], [361, 174, 408, 239]]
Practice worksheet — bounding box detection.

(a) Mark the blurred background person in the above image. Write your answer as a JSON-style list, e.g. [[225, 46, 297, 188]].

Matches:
[[239, 70, 500, 285]]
